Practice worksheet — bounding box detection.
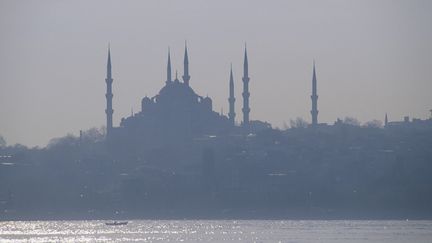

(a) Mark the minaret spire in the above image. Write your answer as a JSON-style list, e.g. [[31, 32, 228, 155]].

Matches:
[[311, 60, 318, 126], [182, 41, 191, 86], [243, 43, 248, 78], [228, 63, 236, 125], [242, 44, 250, 127], [166, 48, 172, 84], [175, 69, 179, 82], [105, 45, 114, 137], [107, 44, 112, 78]]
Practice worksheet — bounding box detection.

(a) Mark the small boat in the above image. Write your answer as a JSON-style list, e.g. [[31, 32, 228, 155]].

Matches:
[[105, 221, 128, 226]]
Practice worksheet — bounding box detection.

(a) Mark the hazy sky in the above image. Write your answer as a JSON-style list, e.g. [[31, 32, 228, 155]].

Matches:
[[1, 0, 431, 147]]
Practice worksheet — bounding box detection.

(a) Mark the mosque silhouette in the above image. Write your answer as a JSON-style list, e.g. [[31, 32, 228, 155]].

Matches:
[[103, 44, 297, 146]]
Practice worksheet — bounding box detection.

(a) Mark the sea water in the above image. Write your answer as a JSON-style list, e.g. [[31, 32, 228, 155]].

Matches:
[[1, 220, 432, 242]]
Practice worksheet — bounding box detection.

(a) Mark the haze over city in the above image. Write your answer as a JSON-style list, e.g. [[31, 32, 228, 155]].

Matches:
[[1, 0, 431, 146]]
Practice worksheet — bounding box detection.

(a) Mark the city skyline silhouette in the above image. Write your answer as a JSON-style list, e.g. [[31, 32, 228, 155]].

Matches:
[[1, 0, 431, 146]]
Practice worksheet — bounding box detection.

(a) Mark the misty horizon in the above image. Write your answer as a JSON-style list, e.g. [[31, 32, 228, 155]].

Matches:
[[1, 0, 431, 146]]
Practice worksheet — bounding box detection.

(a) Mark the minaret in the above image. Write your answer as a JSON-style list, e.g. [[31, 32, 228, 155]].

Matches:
[[105, 46, 114, 136], [385, 113, 388, 127], [228, 64, 236, 125], [242, 46, 250, 127], [182, 42, 190, 85], [311, 61, 318, 126], [166, 48, 172, 84]]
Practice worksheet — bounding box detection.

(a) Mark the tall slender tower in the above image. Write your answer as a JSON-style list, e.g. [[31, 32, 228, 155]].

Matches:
[[311, 61, 318, 126], [182, 42, 190, 85], [242, 46, 250, 127], [228, 64, 236, 125], [166, 48, 172, 84], [385, 113, 388, 127], [105, 46, 114, 136]]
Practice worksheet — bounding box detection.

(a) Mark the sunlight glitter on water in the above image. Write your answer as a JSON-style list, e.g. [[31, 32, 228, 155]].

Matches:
[[1, 220, 432, 242]]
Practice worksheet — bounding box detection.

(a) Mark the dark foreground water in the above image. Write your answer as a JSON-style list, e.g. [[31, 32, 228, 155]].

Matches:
[[1, 220, 431, 242]]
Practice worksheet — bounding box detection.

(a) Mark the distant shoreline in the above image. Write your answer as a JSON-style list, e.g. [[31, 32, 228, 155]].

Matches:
[[2, 208, 431, 221]]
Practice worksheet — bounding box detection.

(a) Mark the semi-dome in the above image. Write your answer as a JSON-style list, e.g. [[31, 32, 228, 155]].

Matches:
[[202, 96, 212, 110], [141, 96, 152, 112], [141, 96, 151, 103]]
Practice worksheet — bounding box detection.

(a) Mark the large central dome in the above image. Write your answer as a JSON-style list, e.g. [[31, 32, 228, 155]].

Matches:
[[157, 80, 199, 106]]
